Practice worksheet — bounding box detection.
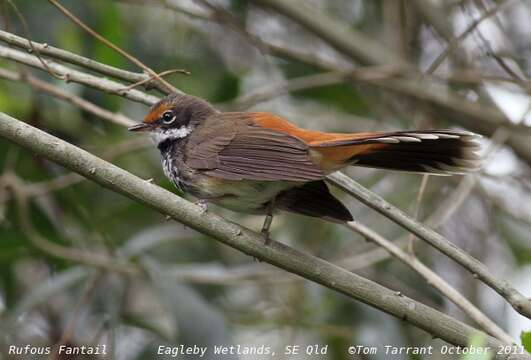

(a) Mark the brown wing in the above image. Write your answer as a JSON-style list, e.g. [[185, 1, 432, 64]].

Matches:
[[185, 113, 324, 181]]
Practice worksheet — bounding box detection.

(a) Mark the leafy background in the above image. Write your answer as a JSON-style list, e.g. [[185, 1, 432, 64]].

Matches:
[[0, 0, 531, 359]]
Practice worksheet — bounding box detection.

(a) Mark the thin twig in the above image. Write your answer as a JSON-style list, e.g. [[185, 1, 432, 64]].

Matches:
[[47, 0, 178, 94], [346, 221, 515, 345], [231, 72, 347, 110], [119, 68, 190, 92], [408, 174, 429, 254], [5, 172, 138, 275], [425, 0, 511, 75], [327, 171, 531, 319], [0, 44, 160, 105], [53, 273, 104, 357], [0, 68, 136, 127], [230, 67, 402, 110], [5, 0, 66, 80], [0, 30, 173, 93]]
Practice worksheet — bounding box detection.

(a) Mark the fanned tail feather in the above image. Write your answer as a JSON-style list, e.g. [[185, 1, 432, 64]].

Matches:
[[312, 129, 482, 175]]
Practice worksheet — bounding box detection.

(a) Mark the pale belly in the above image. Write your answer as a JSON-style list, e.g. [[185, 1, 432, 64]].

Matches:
[[161, 151, 300, 214], [184, 174, 298, 214]]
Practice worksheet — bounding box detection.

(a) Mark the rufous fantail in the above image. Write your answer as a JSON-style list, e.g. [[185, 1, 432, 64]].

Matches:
[[129, 94, 481, 241]]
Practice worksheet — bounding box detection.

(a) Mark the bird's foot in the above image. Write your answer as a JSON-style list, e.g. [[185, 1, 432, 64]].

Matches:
[[194, 199, 209, 214]]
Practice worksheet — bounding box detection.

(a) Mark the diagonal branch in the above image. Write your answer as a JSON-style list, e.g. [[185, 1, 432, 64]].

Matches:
[[0, 67, 136, 127], [327, 172, 531, 320], [0, 111, 528, 359], [248, 0, 408, 67], [346, 221, 514, 345], [47, 0, 178, 94], [0, 30, 176, 94], [0, 44, 159, 105]]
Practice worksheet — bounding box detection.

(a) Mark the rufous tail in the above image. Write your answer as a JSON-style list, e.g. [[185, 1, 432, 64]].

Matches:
[[311, 129, 482, 175]]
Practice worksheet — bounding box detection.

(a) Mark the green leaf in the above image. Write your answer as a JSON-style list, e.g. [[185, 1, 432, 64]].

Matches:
[[522, 331, 531, 353], [461, 333, 493, 360]]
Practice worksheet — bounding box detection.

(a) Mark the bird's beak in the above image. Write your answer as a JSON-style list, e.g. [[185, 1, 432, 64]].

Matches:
[[128, 123, 152, 132]]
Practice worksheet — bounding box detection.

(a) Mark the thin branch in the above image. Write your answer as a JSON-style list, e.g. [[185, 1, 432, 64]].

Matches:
[[326, 172, 531, 320], [0, 68, 136, 127], [54, 273, 104, 354], [25, 137, 149, 199], [346, 221, 514, 345], [47, 0, 178, 94], [0, 30, 173, 93], [230, 72, 347, 110], [119, 68, 190, 92], [1, 112, 527, 357], [229, 66, 402, 110], [425, 0, 511, 75], [3, 172, 138, 275], [248, 0, 409, 67], [408, 174, 430, 254], [0, 44, 160, 105], [4, 0, 66, 80]]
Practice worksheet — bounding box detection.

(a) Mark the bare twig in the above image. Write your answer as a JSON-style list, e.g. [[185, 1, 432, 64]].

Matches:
[[327, 172, 531, 319], [53, 273, 104, 356], [4, 0, 66, 80], [231, 72, 347, 110], [230, 66, 403, 110], [0, 44, 160, 105], [408, 174, 430, 254], [0, 30, 173, 93], [249, 0, 408, 67], [47, 0, 178, 94], [3, 172, 138, 275], [0, 68, 136, 127], [24, 137, 149, 198], [346, 221, 515, 345], [1, 112, 528, 358], [119, 68, 190, 92], [425, 0, 511, 75]]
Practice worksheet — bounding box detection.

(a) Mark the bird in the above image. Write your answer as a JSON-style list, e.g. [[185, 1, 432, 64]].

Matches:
[[128, 93, 481, 242]]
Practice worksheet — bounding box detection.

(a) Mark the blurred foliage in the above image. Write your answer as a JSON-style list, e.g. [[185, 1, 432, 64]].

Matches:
[[461, 334, 492, 360], [522, 331, 531, 353], [0, 0, 530, 359]]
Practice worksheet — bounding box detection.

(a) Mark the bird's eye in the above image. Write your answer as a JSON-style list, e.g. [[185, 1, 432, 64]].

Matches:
[[161, 111, 176, 124]]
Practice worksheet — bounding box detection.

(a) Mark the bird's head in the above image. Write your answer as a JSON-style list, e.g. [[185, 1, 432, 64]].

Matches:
[[128, 93, 216, 146]]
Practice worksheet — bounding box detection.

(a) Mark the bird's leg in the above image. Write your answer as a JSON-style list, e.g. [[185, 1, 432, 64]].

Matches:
[[261, 198, 276, 245]]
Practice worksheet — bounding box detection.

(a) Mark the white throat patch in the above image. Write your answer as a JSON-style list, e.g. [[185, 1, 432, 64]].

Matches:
[[152, 125, 193, 145]]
